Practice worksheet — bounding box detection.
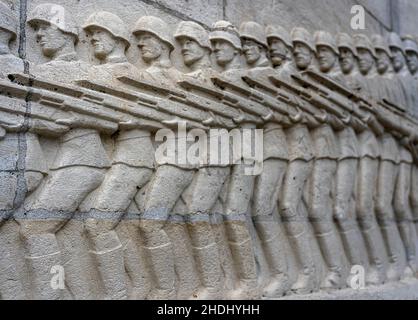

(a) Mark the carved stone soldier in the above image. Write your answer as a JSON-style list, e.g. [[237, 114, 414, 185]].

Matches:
[[81, 11, 151, 300], [369, 34, 409, 281], [209, 20, 259, 299], [386, 34, 418, 275], [240, 21, 291, 297], [403, 36, 418, 238], [403, 36, 418, 77], [21, 3, 109, 300], [353, 33, 389, 285], [266, 24, 295, 74], [0, 2, 25, 213], [371, 34, 406, 107], [272, 27, 318, 294], [173, 20, 226, 299], [333, 32, 370, 275], [0, 1, 27, 300], [0, 3, 48, 211], [309, 30, 349, 289], [388, 32, 416, 114], [403, 36, 418, 118], [314, 31, 345, 83], [131, 16, 191, 299]]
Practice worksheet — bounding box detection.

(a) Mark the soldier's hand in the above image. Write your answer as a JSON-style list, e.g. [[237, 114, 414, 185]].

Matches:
[[314, 110, 328, 123], [118, 120, 141, 130], [55, 118, 78, 127], [261, 111, 274, 122], [289, 108, 303, 123], [31, 119, 69, 136], [162, 117, 183, 128], [0, 122, 23, 133]]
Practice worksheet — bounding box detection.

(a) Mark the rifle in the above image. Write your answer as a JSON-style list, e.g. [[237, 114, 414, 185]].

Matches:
[[211, 76, 300, 121], [304, 70, 409, 116], [10, 73, 208, 131], [118, 77, 264, 122], [2, 76, 119, 134], [301, 70, 418, 135], [0, 100, 69, 137], [177, 79, 262, 125], [118, 76, 235, 128], [243, 75, 332, 125], [293, 72, 389, 134], [266, 74, 349, 128], [76, 79, 209, 130]]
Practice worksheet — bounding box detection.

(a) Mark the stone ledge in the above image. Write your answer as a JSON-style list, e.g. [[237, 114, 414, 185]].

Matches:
[[279, 278, 418, 300]]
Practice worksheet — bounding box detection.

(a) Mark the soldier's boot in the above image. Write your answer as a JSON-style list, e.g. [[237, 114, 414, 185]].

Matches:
[[189, 242, 223, 300], [90, 231, 127, 300], [256, 221, 290, 298], [289, 231, 316, 295], [316, 230, 345, 290], [227, 238, 259, 300], [379, 224, 406, 281], [398, 221, 417, 277], [145, 241, 176, 300], [123, 237, 151, 300], [25, 234, 62, 300], [362, 224, 388, 285], [340, 227, 368, 267]]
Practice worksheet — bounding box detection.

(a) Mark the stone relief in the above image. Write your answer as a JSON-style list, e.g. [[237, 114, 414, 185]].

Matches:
[[0, 1, 418, 300]]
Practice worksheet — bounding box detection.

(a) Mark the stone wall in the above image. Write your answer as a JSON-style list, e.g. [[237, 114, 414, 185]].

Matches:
[[0, 0, 417, 300]]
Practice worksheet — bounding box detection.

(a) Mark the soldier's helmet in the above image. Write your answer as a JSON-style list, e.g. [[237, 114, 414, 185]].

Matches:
[[336, 33, 358, 57], [388, 32, 406, 55], [353, 34, 377, 58], [402, 35, 418, 55], [209, 20, 242, 51], [265, 25, 293, 49], [132, 16, 175, 52], [28, 3, 78, 39], [83, 11, 130, 48], [371, 34, 393, 57], [174, 21, 211, 51], [0, 2, 18, 40], [314, 30, 339, 55], [291, 27, 315, 52], [239, 21, 268, 48]]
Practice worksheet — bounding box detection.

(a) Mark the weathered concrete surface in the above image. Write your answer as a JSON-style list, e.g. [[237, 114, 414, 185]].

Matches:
[[224, 0, 389, 35], [0, 0, 418, 301], [281, 278, 418, 300], [394, 0, 418, 36]]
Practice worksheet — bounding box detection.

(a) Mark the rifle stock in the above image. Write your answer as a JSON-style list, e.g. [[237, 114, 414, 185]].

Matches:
[[178, 79, 261, 125]]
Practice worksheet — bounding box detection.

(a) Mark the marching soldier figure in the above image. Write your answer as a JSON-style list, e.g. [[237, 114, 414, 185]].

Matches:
[[353, 34, 389, 285], [275, 27, 318, 294], [372, 34, 406, 107], [82, 11, 152, 300], [309, 30, 348, 289], [0, 2, 25, 213], [22, 4, 110, 299], [240, 21, 291, 297], [173, 21, 227, 299], [266, 25, 295, 75], [334, 32, 370, 276], [0, 2, 27, 299], [371, 34, 408, 281], [403, 36, 418, 240], [209, 20, 259, 299], [131, 16, 194, 299], [403, 36, 418, 119], [388, 32, 416, 114], [386, 34, 418, 276]]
